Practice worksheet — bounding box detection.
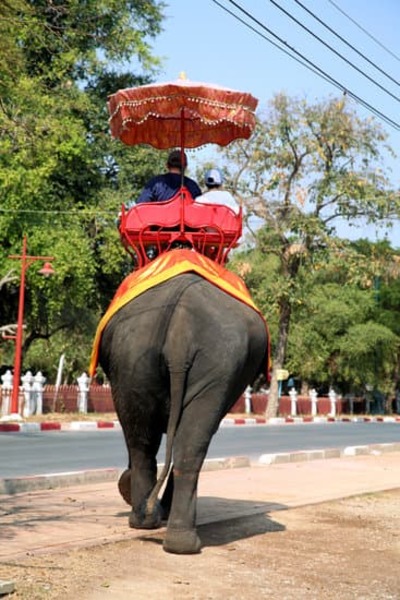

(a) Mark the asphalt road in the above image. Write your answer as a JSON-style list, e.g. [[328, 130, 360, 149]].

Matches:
[[0, 422, 399, 479]]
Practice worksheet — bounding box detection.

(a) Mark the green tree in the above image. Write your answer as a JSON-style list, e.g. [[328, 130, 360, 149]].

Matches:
[[288, 281, 398, 395], [0, 0, 166, 380], [223, 94, 400, 415], [231, 235, 400, 403]]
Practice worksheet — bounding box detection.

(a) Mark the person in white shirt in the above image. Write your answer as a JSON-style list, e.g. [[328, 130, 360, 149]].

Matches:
[[197, 168, 239, 213]]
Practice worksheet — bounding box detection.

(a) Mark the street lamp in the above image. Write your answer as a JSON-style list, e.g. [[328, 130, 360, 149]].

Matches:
[[7, 235, 55, 418]]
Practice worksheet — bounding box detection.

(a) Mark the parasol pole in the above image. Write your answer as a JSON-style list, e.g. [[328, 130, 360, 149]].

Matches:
[[180, 107, 185, 183], [178, 71, 187, 184], [179, 107, 185, 231]]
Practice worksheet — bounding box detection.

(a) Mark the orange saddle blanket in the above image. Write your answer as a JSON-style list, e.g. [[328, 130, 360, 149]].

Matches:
[[89, 249, 267, 376]]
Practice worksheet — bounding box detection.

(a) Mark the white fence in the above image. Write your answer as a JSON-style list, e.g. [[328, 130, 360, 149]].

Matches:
[[0, 370, 91, 418]]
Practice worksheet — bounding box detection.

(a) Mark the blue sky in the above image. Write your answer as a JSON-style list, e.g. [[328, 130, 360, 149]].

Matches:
[[142, 0, 400, 245]]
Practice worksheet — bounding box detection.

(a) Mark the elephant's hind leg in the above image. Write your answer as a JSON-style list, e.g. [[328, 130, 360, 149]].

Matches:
[[163, 472, 202, 554], [162, 415, 218, 552], [118, 468, 163, 528], [162, 389, 233, 554], [127, 444, 163, 530], [128, 466, 163, 529]]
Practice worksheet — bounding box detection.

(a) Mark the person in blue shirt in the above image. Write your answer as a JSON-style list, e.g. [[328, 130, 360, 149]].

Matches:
[[135, 149, 201, 204]]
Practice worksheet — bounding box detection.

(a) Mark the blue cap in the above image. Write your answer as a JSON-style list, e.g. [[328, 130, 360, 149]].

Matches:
[[205, 168, 223, 187]]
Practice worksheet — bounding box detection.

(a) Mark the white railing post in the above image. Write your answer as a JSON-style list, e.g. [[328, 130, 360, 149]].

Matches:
[[289, 388, 298, 416], [244, 385, 252, 414], [21, 371, 34, 417], [0, 370, 13, 417], [329, 387, 337, 417], [309, 388, 318, 417], [77, 372, 90, 413], [365, 385, 372, 414], [33, 371, 46, 415]]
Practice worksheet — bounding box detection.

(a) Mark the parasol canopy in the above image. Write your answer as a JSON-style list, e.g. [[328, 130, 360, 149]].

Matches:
[[107, 76, 258, 150]]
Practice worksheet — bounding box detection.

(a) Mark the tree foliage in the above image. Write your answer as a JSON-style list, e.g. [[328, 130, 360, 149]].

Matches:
[[231, 237, 400, 397], [225, 95, 400, 414], [0, 0, 166, 379]]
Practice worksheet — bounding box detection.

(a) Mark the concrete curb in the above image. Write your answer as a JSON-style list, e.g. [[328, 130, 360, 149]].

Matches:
[[0, 467, 121, 495], [258, 442, 400, 464], [1, 443, 400, 496], [0, 455, 250, 496], [0, 420, 121, 433], [0, 415, 399, 433]]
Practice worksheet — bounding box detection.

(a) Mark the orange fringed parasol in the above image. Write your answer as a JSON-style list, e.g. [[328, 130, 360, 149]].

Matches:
[[107, 75, 258, 150]]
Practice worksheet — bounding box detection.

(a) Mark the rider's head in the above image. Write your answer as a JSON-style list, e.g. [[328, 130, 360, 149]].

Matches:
[[167, 149, 188, 172], [205, 168, 223, 188]]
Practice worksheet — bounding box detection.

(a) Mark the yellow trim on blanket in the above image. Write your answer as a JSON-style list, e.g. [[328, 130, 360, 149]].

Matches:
[[89, 249, 262, 376]]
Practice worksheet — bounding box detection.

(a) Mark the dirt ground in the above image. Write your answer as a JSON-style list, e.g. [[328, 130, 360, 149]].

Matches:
[[2, 488, 399, 600]]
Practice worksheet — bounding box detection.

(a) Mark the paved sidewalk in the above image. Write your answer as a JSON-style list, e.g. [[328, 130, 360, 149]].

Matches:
[[1, 446, 399, 562]]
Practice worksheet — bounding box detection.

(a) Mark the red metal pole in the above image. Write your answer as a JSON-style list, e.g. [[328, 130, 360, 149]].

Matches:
[[10, 235, 28, 415], [8, 236, 54, 416]]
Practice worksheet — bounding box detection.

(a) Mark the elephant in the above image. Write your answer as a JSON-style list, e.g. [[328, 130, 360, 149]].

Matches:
[[99, 271, 268, 554]]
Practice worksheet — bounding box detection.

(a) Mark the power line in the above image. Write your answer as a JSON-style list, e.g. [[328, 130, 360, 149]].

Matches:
[[220, 0, 400, 129], [267, 0, 400, 105], [0, 208, 117, 216], [211, 0, 400, 131], [211, 0, 337, 89], [292, 0, 400, 89], [328, 0, 400, 63]]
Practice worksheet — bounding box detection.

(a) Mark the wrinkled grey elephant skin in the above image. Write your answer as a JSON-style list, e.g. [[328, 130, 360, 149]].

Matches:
[[99, 272, 268, 554]]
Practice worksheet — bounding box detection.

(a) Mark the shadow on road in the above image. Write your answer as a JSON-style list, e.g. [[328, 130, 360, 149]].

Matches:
[[199, 511, 285, 548], [134, 497, 286, 550]]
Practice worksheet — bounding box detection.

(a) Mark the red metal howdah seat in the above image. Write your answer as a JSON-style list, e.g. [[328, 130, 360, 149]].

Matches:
[[119, 187, 242, 268]]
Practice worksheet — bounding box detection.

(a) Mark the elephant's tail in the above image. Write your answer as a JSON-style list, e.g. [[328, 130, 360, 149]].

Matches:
[[145, 369, 185, 518]]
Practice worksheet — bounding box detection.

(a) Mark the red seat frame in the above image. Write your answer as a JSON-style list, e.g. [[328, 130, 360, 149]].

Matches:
[[119, 187, 242, 268]]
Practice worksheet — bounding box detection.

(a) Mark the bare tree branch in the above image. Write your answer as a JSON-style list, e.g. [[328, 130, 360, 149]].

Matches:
[[0, 269, 16, 290]]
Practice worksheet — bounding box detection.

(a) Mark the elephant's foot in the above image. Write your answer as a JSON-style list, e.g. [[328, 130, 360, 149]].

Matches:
[[163, 528, 202, 554], [129, 503, 162, 530], [118, 469, 132, 506]]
